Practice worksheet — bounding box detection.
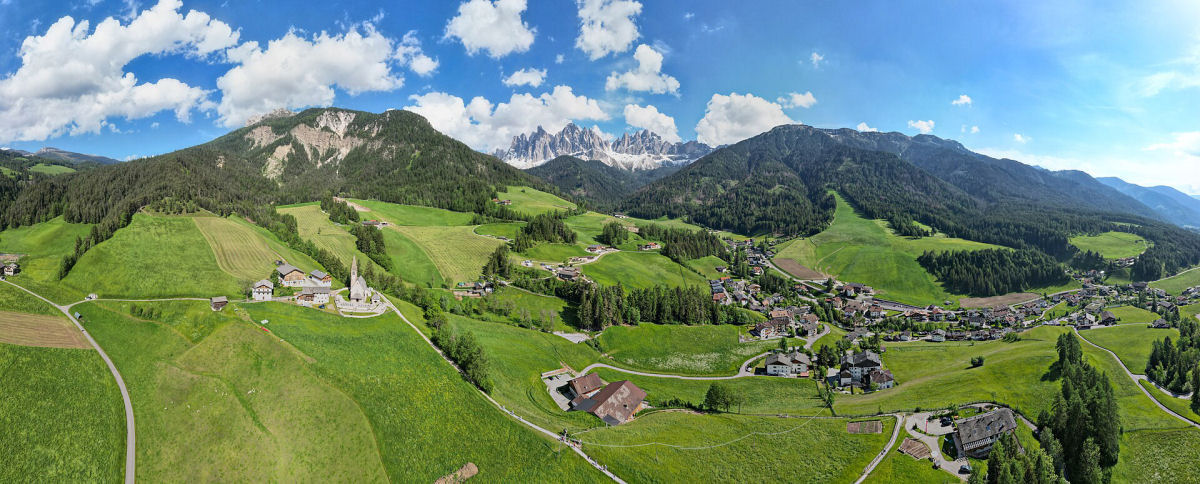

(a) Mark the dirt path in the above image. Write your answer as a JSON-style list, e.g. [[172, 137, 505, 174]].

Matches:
[[854, 414, 904, 484], [1073, 327, 1199, 429], [3, 280, 136, 484], [577, 351, 771, 381]]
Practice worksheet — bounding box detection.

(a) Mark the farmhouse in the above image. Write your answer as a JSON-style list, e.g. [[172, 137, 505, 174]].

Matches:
[[556, 266, 582, 282], [638, 242, 661, 251], [297, 285, 330, 306], [766, 351, 811, 376], [572, 381, 646, 426], [209, 296, 228, 312], [868, 369, 895, 389], [752, 318, 791, 339], [2, 262, 18, 276], [309, 270, 333, 286], [953, 408, 1018, 458], [841, 351, 882, 383], [566, 373, 605, 401], [252, 280, 274, 301], [1099, 311, 1117, 325], [276, 263, 307, 287]]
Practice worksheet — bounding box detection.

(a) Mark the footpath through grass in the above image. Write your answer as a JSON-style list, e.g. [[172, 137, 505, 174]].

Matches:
[[595, 323, 776, 376], [772, 193, 1001, 306], [581, 251, 707, 289], [193, 215, 282, 281], [863, 429, 958, 484], [1152, 266, 1200, 295], [1068, 231, 1150, 259]]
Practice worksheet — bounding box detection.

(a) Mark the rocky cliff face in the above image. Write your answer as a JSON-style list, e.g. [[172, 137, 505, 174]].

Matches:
[[495, 123, 712, 171]]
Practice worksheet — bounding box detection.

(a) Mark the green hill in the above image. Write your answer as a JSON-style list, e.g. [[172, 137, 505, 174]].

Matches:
[[1069, 231, 1150, 259], [581, 251, 707, 289]]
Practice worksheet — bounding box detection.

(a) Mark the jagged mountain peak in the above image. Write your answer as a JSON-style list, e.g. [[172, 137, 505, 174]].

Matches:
[[496, 122, 713, 171]]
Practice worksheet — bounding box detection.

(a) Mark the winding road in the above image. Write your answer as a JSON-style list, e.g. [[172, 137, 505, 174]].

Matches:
[[1072, 327, 1200, 429], [3, 280, 136, 484]]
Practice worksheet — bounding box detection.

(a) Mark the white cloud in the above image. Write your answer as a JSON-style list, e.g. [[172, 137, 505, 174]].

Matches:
[[951, 94, 972, 106], [1146, 131, 1200, 157], [1013, 133, 1030, 144], [604, 43, 679, 94], [1137, 44, 1200, 97], [777, 91, 817, 109], [810, 51, 824, 68], [694, 92, 794, 146], [856, 122, 878, 132], [444, 0, 535, 59], [971, 125, 980, 133], [683, 12, 694, 20], [503, 67, 546, 88], [404, 85, 609, 152], [907, 119, 935, 134], [575, 0, 642, 60], [555, 54, 564, 64], [961, 125, 980, 134], [217, 25, 404, 127], [623, 104, 680, 143], [394, 31, 439, 77], [0, 0, 237, 142]]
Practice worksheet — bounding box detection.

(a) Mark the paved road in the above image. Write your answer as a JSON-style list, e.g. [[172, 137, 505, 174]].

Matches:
[[3, 281, 136, 484], [854, 414, 904, 484], [1073, 327, 1200, 429], [382, 299, 625, 483], [901, 412, 968, 482]]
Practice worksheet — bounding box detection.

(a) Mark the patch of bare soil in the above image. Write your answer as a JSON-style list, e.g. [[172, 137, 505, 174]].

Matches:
[[898, 438, 931, 459], [435, 463, 478, 484], [847, 420, 883, 434], [959, 292, 1039, 309], [774, 258, 826, 279], [0, 311, 89, 349]]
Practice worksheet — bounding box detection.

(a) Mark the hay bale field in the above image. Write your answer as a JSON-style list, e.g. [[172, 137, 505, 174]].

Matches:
[[0, 311, 89, 348], [194, 216, 280, 281]]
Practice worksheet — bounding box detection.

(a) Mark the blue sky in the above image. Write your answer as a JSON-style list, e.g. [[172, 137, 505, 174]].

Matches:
[[2, 0, 1200, 193]]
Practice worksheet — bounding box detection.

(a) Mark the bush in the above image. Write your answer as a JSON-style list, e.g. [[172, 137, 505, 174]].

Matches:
[[970, 356, 985, 368]]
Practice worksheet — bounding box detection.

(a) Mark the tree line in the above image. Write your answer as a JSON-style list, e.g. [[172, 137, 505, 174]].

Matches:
[[636, 224, 727, 262], [1145, 318, 1200, 412], [918, 249, 1071, 297]]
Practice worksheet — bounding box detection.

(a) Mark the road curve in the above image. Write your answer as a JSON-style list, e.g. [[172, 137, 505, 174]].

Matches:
[[382, 299, 625, 483], [854, 413, 904, 484], [3, 280, 136, 483], [1073, 327, 1199, 430]]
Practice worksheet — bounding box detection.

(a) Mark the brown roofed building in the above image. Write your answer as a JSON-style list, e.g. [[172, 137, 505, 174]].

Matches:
[[574, 381, 646, 426], [567, 373, 604, 399]]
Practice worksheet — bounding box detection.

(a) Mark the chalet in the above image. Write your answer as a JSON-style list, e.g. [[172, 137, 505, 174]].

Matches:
[[800, 320, 820, 336], [947, 331, 970, 341], [585, 245, 606, 254], [361, 220, 381, 227], [276, 264, 307, 287], [769, 308, 792, 319], [493, 199, 512, 206], [297, 285, 331, 306], [309, 270, 333, 286], [798, 313, 819, 325], [954, 408, 1018, 458], [566, 373, 605, 400], [841, 283, 873, 297], [715, 266, 728, 273], [1099, 311, 1118, 325], [1132, 281, 1149, 292], [1085, 301, 1105, 314], [751, 266, 764, 276], [844, 300, 868, 317], [572, 381, 646, 426], [868, 369, 895, 390], [209, 296, 228, 312], [766, 352, 811, 376], [1152, 319, 1172, 329], [2, 262, 18, 276], [252, 280, 274, 301], [638, 242, 661, 251], [557, 267, 582, 282], [752, 318, 791, 339], [844, 328, 868, 343], [841, 351, 882, 383], [712, 292, 727, 303], [867, 305, 885, 319]]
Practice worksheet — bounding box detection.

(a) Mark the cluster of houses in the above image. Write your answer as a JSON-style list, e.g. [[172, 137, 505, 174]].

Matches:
[[825, 350, 895, 390], [562, 374, 646, 426], [453, 281, 495, 299], [256, 262, 334, 306], [637, 242, 660, 251], [750, 306, 820, 339]]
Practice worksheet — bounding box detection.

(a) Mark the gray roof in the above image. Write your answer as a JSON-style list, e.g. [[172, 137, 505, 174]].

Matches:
[[842, 351, 881, 368], [254, 279, 273, 288], [955, 408, 1017, 444], [276, 263, 302, 276], [310, 270, 329, 279], [300, 285, 330, 295], [210, 296, 228, 303]]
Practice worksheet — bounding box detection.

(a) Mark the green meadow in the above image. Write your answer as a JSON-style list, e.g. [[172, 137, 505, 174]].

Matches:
[[581, 251, 707, 289], [392, 225, 503, 284], [1080, 325, 1177, 374], [581, 412, 893, 483], [29, 163, 76, 175], [0, 216, 94, 303], [863, 430, 958, 484], [64, 214, 243, 298], [1108, 305, 1161, 324], [1152, 267, 1200, 295], [0, 343, 125, 482], [380, 228, 444, 287], [589, 367, 826, 415], [595, 323, 777, 376], [1069, 231, 1150, 259], [193, 215, 282, 281], [484, 286, 574, 330], [499, 186, 576, 216], [773, 193, 1001, 306], [474, 222, 525, 239], [349, 199, 475, 226], [1139, 381, 1200, 425], [685, 255, 728, 279], [1113, 428, 1200, 483], [520, 242, 590, 262]]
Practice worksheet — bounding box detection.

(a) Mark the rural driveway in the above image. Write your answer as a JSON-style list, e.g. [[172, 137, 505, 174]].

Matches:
[[1073, 327, 1200, 429], [854, 413, 904, 484], [902, 412, 968, 482], [3, 280, 136, 484]]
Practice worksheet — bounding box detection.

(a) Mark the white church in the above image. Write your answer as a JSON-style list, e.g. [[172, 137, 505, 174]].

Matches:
[[336, 256, 383, 312]]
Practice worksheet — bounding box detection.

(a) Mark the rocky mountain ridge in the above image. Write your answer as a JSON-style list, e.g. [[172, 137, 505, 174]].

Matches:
[[494, 123, 713, 171]]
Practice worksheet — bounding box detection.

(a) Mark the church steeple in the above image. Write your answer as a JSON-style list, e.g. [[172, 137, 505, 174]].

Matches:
[[350, 255, 358, 284]]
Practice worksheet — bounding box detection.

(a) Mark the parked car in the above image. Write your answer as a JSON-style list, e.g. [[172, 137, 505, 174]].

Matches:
[[959, 464, 972, 475]]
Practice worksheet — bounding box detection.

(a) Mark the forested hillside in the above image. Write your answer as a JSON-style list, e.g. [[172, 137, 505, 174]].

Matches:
[[524, 155, 678, 210]]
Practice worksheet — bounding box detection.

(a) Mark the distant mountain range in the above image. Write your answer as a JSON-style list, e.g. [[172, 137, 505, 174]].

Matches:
[[0, 147, 120, 165], [1097, 177, 1200, 228], [524, 155, 679, 210], [494, 123, 713, 171]]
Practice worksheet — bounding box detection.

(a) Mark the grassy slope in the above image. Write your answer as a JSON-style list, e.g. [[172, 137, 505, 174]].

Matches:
[[1113, 428, 1200, 483], [863, 431, 958, 484], [1109, 305, 1161, 324], [248, 304, 604, 482], [392, 225, 503, 284], [773, 193, 1001, 306], [500, 186, 576, 216], [29, 163, 76, 175], [350, 199, 475, 226], [1083, 325, 1178, 373], [590, 367, 827, 415], [64, 214, 243, 298], [193, 215, 281, 282], [77, 300, 387, 482], [1139, 381, 1200, 425], [596, 323, 777, 376], [1152, 267, 1200, 295], [581, 412, 893, 483], [581, 251, 707, 289], [520, 243, 589, 262], [380, 228, 444, 288], [0, 343, 125, 482], [486, 286, 574, 330], [685, 255, 728, 280], [280, 204, 389, 277], [475, 222, 525, 240], [0, 216, 94, 303], [1069, 231, 1150, 259]]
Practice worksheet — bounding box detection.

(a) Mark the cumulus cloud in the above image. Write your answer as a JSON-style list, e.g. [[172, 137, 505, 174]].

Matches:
[[951, 94, 972, 106], [503, 68, 547, 87], [604, 44, 679, 94], [694, 93, 794, 146], [907, 120, 935, 134], [778, 91, 817, 109], [404, 85, 609, 152], [961, 125, 980, 134], [575, 0, 642, 60], [394, 31, 439, 76], [810, 51, 824, 68], [1146, 131, 1200, 157], [623, 104, 680, 143], [444, 0, 535, 58], [217, 26, 404, 127], [1013, 133, 1030, 144], [856, 122, 878, 132], [555, 54, 564, 64], [0, 0, 237, 142]]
